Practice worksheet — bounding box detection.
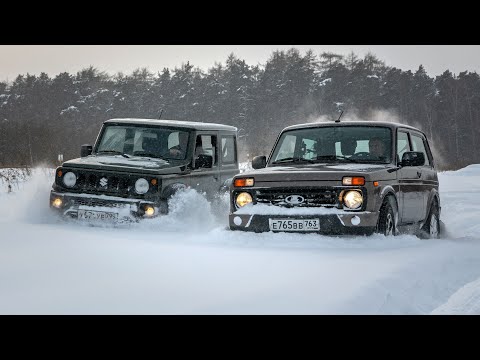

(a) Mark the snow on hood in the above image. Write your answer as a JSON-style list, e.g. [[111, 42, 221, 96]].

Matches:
[[64, 155, 172, 170], [245, 163, 390, 174], [94, 155, 169, 168], [324, 163, 387, 171]]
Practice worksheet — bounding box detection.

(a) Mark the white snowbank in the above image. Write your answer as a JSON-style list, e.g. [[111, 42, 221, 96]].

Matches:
[[1, 163, 480, 314], [431, 277, 480, 315]]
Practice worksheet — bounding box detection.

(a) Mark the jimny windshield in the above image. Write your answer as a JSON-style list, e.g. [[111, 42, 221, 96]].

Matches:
[[95, 125, 191, 160]]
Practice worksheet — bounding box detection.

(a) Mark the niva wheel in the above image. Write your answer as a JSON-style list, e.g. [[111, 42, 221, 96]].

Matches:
[[421, 202, 441, 239], [377, 199, 396, 236]]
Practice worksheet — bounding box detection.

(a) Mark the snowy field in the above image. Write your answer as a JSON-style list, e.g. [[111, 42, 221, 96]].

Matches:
[[1, 164, 480, 314]]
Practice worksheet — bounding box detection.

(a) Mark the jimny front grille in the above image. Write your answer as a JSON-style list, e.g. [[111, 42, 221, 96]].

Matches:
[[56, 170, 142, 197]]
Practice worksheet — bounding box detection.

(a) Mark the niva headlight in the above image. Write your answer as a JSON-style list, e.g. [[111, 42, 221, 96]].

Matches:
[[236, 192, 253, 208], [343, 190, 363, 209]]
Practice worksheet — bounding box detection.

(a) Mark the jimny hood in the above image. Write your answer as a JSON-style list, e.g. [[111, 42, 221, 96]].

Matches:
[[61, 154, 188, 175]]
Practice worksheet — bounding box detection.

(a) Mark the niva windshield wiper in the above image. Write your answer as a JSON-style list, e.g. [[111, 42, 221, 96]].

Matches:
[[315, 155, 360, 163], [272, 157, 316, 164], [96, 150, 130, 158]]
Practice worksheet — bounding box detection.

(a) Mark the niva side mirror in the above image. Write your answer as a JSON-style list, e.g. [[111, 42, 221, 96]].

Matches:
[[401, 151, 425, 167], [252, 155, 267, 169]]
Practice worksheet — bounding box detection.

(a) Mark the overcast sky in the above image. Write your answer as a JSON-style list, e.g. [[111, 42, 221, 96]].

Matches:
[[0, 45, 479, 82]]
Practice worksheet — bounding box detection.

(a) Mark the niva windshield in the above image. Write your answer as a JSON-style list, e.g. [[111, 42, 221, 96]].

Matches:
[[96, 125, 191, 160], [270, 126, 392, 165]]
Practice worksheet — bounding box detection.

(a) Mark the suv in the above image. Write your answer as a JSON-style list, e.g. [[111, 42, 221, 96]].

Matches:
[[229, 121, 441, 238], [50, 118, 239, 222]]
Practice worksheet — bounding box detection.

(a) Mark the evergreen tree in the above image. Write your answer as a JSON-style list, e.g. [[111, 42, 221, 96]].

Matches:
[[1, 48, 479, 171]]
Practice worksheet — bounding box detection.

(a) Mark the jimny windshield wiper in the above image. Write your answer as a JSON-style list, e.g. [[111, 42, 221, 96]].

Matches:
[[131, 151, 167, 160], [96, 150, 130, 158]]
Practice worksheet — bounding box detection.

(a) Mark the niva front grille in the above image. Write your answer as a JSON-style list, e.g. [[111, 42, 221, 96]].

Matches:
[[255, 188, 339, 207]]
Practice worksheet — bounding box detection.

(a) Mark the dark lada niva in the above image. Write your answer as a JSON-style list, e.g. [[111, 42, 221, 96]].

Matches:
[[50, 118, 239, 223], [229, 121, 441, 238]]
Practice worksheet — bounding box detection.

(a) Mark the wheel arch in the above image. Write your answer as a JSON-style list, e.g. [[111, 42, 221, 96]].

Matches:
[[423, 189, 441, 224], [379, 186, 399, 214], [161, 182, 189, 199]]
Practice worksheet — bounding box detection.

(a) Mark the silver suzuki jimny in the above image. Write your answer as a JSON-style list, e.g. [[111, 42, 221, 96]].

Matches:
[[50, 118, 239, 223]]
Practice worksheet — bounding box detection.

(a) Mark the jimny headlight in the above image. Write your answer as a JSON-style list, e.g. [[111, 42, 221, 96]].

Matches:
[[343, 190, 363, 209], [135, 178, 149, 194], [63, 172, 77, 187], [236, 192, 253, 208]]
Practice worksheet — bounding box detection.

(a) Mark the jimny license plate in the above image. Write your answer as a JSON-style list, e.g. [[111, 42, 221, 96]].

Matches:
[[269, 219, 320, 232], [77, 209, 119, 221]]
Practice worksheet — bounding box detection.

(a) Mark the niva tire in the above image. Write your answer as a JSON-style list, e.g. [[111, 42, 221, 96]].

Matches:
[[421, 202, 441, 239], [377, 199, 396, 236]]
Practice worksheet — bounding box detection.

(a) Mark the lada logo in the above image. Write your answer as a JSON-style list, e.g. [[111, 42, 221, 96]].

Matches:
[[99, 177, 108, 187], [285, 195, 305, 205]]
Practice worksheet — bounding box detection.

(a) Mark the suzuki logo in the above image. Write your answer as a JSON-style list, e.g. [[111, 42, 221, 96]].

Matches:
[[99, 177, 108, 187], [285, 195, 305, 205]]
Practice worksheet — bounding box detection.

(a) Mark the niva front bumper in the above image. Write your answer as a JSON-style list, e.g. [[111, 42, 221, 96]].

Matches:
[[229, 207, 379, 235]]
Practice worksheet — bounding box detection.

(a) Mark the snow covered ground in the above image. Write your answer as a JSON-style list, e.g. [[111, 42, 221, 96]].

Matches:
[[1, 164, 480, 314]]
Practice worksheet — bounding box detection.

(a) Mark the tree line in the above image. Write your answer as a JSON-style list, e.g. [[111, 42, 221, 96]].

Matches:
[[0, 48, 478, 170]]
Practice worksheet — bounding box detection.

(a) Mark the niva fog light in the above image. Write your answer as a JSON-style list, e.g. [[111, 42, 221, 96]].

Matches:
[[135, 178, 149, 194], [236, 192, 253, 208], [63, 172, 77, 187], [343, 190, 363, 209]]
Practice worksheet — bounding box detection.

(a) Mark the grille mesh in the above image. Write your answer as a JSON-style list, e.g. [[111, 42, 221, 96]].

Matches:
[[73, 198, 129, 208], [255, 188, 339, 207], [63, 171, 134, 196]]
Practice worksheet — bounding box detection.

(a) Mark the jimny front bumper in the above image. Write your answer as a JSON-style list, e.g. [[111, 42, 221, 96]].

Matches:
[[49, 190, 165, 222]]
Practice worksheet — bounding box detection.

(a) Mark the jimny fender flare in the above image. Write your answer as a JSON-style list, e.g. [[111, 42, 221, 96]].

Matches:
[[161, 182, 189, 199]]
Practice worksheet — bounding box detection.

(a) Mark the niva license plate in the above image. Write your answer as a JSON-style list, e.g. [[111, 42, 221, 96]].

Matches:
[[268, 219, 320, 232]]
